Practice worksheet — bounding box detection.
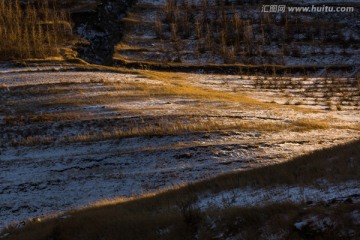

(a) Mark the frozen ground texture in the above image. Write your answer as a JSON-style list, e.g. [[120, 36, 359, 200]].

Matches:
[[0, 69, 359, 230], [196, 181, 360, 210]]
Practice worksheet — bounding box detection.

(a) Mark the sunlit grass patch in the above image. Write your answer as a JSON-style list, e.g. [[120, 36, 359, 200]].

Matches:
[[65, 117, 331, 144], [139, 70, 267, 107], [115, 43, 150, 52], [0, 0, 72, 60], [0, 84, 9, 90], [138, 71, 320, 116], [292, 118, 330, 131], [8, 116, 334, 147]]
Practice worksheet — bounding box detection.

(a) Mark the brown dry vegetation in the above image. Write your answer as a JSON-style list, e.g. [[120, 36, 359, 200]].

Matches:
[[118, 0, 360, 66], [2, 139, 359, 240], [66, 119, 325, 144], [140, 71, 262, 104], [0, 0, 72, 60], [139, 71, 322, 115]]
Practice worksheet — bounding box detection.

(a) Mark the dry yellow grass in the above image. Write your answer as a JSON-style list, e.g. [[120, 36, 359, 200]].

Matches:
[[292, 118, 330, 131], [115, 43, 150, 52], [0, 0, 71, 60], [139, 70, 267, 106], [139, 71, 318, 115], [65, 117, 330, 144], [8, 115, 333, 146], [0, 84, 9, 90]]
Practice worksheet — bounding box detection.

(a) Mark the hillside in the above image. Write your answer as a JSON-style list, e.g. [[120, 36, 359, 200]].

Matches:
[[2, 139, 360, 239], [0, 66, 359, 238], [0, 1, 359, 240], [115, 0, 360, 67]]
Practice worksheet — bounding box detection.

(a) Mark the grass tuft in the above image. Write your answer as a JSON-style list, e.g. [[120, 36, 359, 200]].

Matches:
[[0, 0, 72, 61]]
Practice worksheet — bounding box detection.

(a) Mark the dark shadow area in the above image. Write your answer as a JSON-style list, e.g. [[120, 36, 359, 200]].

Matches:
[[71, 0, 137, 65]]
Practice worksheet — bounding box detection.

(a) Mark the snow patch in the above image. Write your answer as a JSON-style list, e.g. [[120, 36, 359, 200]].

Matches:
[[294, 215, 336, 232], [196, 181, 360, 209]]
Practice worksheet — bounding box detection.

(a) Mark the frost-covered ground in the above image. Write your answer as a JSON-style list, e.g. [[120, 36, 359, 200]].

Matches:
[[0, 69, 359, 230], [186, 74, 360, 111], [196, 181, 360, 210]]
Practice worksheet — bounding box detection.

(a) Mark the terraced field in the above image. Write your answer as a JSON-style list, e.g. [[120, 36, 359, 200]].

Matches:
[[0, 67, 359, 230], [116, 0, 360, 66]]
